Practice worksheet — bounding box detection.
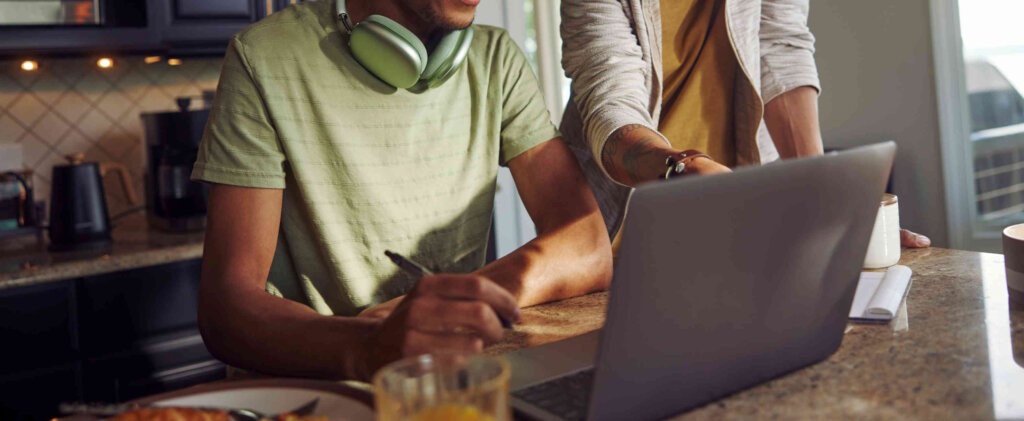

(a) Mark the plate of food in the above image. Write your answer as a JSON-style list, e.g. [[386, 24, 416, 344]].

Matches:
[[120, 378, 375, 421]]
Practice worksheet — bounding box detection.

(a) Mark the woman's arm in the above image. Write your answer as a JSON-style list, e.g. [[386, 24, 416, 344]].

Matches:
[[561, 0, 664, 182], [763, 86, 824, 158], [599, 125, 731, 186]]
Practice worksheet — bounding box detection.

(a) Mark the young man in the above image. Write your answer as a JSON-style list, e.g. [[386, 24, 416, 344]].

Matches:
[[559, 0, 931, 248], [192, 0, 612, 381]]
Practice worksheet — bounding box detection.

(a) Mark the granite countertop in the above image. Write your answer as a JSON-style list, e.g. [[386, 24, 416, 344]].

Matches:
[[489, 248, 1024, 420], [0, 213, 205, 291]]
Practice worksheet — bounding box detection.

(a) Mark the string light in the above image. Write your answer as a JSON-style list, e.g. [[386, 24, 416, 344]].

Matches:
[[97, 57, 113, 69], [20, 60, 38, 71], [167, 58, 182, 66], [144, 56, 161, 64]]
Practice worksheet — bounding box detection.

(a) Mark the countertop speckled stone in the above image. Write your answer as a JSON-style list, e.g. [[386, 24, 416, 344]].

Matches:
[[0, 214, 204, 290], [488, 248, 1024, 420]]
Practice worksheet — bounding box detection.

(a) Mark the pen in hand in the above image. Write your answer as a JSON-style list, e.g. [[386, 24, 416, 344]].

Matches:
[[384, 250, 514, 329]]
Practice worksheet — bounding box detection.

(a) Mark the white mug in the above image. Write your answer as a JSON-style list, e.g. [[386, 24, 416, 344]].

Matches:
[[863, 194, 900, 269]]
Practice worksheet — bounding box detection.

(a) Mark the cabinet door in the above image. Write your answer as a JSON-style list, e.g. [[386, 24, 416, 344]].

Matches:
[[77, 259, 202, 355], [0, 365, 79, 420], [0, 281, 76, 373], [83, 330, 223, 402], [112, 360, 225, 403], [155, 0, 266, 53], [175, 0, 256, 21]]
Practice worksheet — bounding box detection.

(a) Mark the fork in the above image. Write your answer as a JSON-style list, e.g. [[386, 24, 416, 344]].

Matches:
[[228, 397, 320, 420]]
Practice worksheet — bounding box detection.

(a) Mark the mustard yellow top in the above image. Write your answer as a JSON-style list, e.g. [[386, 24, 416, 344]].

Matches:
[[612, 0, 740, 255], [659, 0, 738, 167]]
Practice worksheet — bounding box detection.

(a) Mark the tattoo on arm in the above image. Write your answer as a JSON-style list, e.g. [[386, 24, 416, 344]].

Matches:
[[600, 126, 628, 171], [601, 124, 667, 184]]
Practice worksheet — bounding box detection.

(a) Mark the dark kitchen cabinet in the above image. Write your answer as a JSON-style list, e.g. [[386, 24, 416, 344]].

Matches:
[[83, 330, 224, 403], [151, 0, 268, 55], [177, 0, 259, 18], [0, 26, 158, 56], [0, 0, 282, 56], [0, 365, 81, 421], [103, 359, 225, 403], [0, 281, 77, 374], [76, 260, 203, 354], [0, 259, 225, 419], [0, 0, 156, 54]]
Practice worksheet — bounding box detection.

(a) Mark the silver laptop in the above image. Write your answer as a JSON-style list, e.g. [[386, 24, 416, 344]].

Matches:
[[508, 142, 896, 421]]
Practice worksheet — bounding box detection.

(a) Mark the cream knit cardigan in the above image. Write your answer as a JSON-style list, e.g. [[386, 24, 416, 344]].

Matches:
[[559, 0, 821, 236]]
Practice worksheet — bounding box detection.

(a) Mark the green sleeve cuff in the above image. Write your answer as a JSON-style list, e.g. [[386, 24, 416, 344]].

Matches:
[[191, 162, 286, 189], [500, 126, 561, 166]]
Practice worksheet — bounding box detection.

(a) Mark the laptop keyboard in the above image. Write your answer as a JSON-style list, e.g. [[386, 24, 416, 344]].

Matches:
[[513, 368, 595, 421]]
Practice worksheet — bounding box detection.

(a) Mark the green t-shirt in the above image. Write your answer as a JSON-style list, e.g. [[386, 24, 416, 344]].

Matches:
[[191, 1, 558, 316]]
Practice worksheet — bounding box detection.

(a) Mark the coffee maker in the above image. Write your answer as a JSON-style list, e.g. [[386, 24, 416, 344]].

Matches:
[[141, 96, 211, 232]]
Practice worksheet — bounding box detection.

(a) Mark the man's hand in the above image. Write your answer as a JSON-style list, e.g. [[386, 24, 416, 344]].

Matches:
[[358, 274, 520, 379], [358, 295, 403, 320], [900, 229, 931, 248]]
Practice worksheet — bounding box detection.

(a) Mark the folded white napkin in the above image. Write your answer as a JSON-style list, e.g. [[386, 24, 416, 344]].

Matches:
[[849, 265, 913, 321]]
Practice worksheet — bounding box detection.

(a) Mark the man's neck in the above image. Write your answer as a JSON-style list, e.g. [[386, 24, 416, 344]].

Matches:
[[345, 0, 434, 44]]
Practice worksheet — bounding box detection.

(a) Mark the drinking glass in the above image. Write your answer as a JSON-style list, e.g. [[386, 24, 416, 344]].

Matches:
[[373, 354, 511, 421]]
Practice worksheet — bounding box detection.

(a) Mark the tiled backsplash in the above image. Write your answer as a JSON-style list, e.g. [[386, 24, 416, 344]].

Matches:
[[0, 57, 222, 216]]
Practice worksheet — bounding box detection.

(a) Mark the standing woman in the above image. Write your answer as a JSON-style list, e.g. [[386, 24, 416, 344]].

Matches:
[[558, 0, 931, 249]]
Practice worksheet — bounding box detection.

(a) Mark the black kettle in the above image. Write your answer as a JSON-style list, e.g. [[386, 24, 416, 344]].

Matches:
[[49, 153, 139, 251]]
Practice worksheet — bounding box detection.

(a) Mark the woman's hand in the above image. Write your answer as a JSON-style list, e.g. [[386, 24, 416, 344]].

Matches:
[[684, 157, 732, 176], [900, 229, 931, 248], [602, 125, 732, 185]]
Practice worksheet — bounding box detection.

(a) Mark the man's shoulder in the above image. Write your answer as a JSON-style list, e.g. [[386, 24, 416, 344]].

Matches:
[[232, 1, 332, 56], [467, 24, 525, 66], [468, 24, 512, 51], [469, 24, 507, 40]]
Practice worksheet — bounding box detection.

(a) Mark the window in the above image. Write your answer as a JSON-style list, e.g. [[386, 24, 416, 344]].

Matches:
[[523, 0, 570, 122], [961, 1, 1024, 227], [490, 0, 569, 257], [935, 0, 1024, 251]]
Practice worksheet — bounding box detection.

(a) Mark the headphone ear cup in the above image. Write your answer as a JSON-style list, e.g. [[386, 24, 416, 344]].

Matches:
[[423, 26, 471, 88], [348, 15, 428, 89], [421, 27, 474, 89]]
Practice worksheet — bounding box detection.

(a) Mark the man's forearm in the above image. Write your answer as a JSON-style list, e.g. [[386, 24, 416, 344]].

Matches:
[[476, 138, 613, 307], [763, 86, 824, 158], [199, 280, 379, 380], [475, 211, 611, 307]]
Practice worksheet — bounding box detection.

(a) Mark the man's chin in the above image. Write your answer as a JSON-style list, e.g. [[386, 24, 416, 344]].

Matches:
[[419, 2, 475, 32], [441, 13, 475, 31]]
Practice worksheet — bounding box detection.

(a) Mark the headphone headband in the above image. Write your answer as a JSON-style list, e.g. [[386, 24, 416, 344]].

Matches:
[[335, 0, 473, 90], [336, 0, 354, 33]]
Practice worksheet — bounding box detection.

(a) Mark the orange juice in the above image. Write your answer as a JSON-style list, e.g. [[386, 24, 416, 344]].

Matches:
[[374, 355, 511, 421], [411, 404, 495, 421]]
